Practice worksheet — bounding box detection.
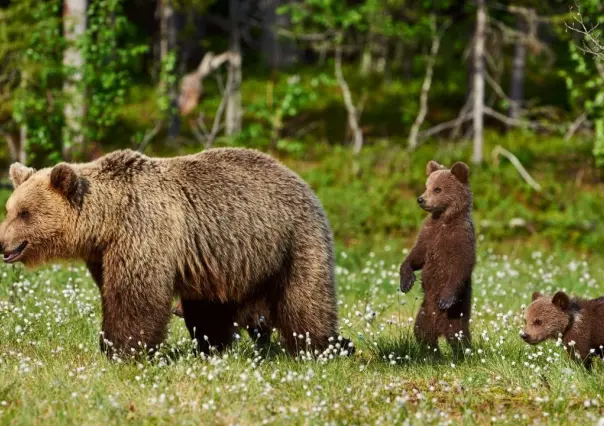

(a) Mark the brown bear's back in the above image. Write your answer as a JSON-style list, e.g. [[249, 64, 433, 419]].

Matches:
[[80, 148, 333, 303]]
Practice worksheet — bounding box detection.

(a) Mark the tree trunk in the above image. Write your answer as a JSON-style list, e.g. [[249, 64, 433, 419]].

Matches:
[[159, 0, 180, 138], [508, 11, 527, 122], [408, 17, 444, 150], [360, 35, 373, 76], [335, 46, 363, 154], [63, 0, 87, 160], [472, 0, 486, 165], [261, 0, 295, 69], [226, 0, 242, 135]]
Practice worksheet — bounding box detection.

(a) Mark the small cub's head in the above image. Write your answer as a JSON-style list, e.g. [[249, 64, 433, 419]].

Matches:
[[0, 162, 87, 267], [520, 291, 571, 345], [417, 161, 471, 218]]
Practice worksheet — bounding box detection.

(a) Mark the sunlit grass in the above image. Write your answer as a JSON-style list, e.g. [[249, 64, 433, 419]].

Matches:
[[0, 241, 603, 424]]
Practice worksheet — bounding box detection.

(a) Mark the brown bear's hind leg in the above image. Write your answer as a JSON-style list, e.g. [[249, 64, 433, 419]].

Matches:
[[414, 301, 440, 354], [274, 255, 339, 355], [181, 300, 237, 354]]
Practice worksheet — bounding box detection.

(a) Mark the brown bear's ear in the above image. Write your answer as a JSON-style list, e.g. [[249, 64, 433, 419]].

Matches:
[[9, 163, 36, 189], [450, 162, 469, 184], [532, 291, 543, 302], [426, 160, 443, 176], [50, 163, 80, 201], [552, 291, 570, 311]]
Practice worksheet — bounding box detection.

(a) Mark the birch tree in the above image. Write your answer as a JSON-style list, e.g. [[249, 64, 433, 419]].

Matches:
[[63, 0, 87, 159]]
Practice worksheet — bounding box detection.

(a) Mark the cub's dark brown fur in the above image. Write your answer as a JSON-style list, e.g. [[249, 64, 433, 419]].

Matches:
[[522, 291, 604, 368], [0, 148, 348, 357], [399, 160, 475, 350]]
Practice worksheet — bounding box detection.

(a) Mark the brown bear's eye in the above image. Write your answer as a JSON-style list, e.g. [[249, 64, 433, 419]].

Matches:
[[534, 319, 542, 326], [18, 210, 30, 220], [434, 188, 442, 194]]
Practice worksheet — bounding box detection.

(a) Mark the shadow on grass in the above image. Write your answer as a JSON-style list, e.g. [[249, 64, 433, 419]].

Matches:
[[370, 335, 478, 367]]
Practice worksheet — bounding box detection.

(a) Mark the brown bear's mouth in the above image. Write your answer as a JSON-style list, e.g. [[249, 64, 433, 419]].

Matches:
[[3, 241, 28, 263]]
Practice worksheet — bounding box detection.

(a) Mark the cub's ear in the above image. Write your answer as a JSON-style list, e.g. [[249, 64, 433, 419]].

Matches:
[[450, 162, 469, 184], [9, 163, 36, 189], [552, 291, 570, 311], [531, 291, 543, 302], [426, 160, 443, 176], [50, 163, 81, 202]]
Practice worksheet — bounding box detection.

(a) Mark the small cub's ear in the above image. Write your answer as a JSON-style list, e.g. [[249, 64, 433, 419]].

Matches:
[[9, 163, 36, 189], [50, 163, 79, 200], [532, 291, 543, 302], [552, 291, 570, 311], [450, 162, 469, 184], [426, 160, 443, 176]]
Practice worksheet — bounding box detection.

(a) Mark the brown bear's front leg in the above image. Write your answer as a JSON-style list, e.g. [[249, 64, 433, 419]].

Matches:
[[99, 256, 173, 359], [400, 242, 426, 293]]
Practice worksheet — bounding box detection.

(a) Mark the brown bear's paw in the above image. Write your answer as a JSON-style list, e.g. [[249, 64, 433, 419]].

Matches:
[[438, 295, 458, 311], [400, 268, 416, 293]]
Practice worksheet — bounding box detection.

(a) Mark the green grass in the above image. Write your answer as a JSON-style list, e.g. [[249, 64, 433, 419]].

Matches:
[[0, 240, 603, 425]]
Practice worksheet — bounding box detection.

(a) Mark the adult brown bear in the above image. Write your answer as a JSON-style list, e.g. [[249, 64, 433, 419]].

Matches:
[[0, 148, 348, 358]]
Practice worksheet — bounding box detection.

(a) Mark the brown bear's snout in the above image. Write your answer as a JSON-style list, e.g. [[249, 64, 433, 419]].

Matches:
[[520, 331, 529, 341], [417, 197, 425, 206]]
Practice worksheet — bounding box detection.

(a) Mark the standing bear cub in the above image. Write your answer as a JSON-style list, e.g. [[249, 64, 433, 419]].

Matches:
[[400, 161, 475, 350], [0, 148, 347, 358], [522, 291, 604, 368]]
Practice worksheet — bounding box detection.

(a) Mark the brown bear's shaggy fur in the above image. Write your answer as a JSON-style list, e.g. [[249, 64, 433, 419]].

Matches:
[[399, 160, 475, 351], [0, 148, 347, 357], [522, 291, 604, 368]]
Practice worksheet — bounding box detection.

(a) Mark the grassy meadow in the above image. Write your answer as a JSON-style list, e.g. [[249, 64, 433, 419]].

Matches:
[[0, 138, 602, 425]]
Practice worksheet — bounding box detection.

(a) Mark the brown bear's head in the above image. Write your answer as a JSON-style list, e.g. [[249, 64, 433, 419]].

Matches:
[[418, 161, 471, 219], [0, 162, 87, 267], [520, 291, 571, 345]]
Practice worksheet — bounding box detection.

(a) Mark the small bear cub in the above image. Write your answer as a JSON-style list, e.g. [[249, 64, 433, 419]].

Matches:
[[522, 291, 604, 367], [400, 160, 475, 351]]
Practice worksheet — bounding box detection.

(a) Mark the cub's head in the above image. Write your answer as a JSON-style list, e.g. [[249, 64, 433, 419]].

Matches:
[[520, 291, 571, 345], [417, 161, 471, 218], [0, 162, 87, 267]]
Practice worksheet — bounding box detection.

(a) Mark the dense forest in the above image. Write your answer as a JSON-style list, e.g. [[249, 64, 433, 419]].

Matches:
[[0, 0, 602, 165], [0, 0, 603, 251]]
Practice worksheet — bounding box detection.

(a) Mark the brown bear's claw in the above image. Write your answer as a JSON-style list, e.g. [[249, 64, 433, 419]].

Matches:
[[438, 296, 457, 311]]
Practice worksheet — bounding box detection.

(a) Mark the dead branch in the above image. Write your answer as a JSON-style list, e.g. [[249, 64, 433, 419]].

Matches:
[[419, 113, 473, 141], [408, 16, 449, 150], [334, 45, 363, 154], [565, 5, 604, 60], [565, 112, 588, 141], [191, 73, 232, 149], [0, 128, 18, 162], [492, 145, 542, 192], [178, 51, 239, 116], [451, 94, 473, 139], [136, 121, 163, 153]]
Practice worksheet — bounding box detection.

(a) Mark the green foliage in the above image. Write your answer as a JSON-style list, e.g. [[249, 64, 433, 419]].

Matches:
[[290, 133, 603, 252], [78, 0, 147, 144], [562, 1, 604, 166], [239, 74, 332, 154], [282, 0, 366, 44], [158, 51, 177, 115], [1, 0, 65, 166]]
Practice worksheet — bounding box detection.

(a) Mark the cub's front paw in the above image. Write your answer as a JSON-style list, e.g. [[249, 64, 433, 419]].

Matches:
[[400, 270, 416, 293], [438, 295, 458, 311]]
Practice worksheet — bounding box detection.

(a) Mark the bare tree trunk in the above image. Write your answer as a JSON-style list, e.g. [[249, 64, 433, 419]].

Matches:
[[360, 35, 373, 76], [261, 0, 295, 69], [63, 0, 87, 160], [473, 0, 486, 165], [159, 0, 180, 138], [334, 46, 363, 154], [508, 11, 527, 122], [408, 17, 446, 150], [226, 0, 242, 135]]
